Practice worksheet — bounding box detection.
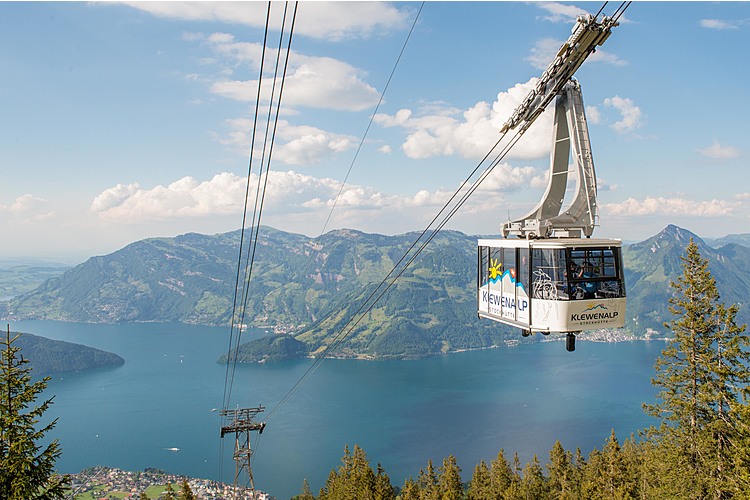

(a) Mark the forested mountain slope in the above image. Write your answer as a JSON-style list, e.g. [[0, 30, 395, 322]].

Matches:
[[2, 224, 748, 360]]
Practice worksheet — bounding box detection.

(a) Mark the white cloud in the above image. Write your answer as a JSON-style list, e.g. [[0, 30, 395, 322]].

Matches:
[[204, 35, 380, 112], [597, 177, 617, 192], [700, 19, 747, 30], [90, 170, 465, 225], [89, 163, 546, 232], [475, 163, 546, 193], [526, 38, 563, 70], [374, 78, 555, 161], [378, 145, 392, 154], [603, 96, 642, 133], [374, 109, 412, 127], [120, 2, 412, 41], [0, 194, 55, 221], [736, 192, 750, 201], [536, 2, 589, 23], [525, 38, 626, 71], [603, 196, 738, 217], [697, 140, 741, 159], [586, 105, 601, 125], [589, 50, 627, 66], [91, 173, 248, 221], [214, 118, 357, 166]]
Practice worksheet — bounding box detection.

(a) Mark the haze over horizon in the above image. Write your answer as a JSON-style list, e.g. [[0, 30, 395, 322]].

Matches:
[[2, 2, 748, 263]]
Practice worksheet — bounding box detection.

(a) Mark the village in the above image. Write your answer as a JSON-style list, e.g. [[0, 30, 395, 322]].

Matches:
[[68, 466, 274, 500]]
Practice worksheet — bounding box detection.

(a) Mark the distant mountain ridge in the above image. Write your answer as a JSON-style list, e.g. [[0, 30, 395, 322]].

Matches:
[[622, 224, 750, 333], [1, 224, 748, 360], [704, 232, 750, 249]]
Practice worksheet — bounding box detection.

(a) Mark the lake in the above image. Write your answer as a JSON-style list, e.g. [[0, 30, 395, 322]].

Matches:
[[17, 320, 662, 499]]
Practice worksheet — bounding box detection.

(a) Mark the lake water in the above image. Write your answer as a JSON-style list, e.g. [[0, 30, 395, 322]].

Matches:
[[17, 320, 662, 499]]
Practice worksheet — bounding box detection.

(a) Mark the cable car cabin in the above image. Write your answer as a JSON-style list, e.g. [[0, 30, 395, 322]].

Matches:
[[477, 238, 626, 339]]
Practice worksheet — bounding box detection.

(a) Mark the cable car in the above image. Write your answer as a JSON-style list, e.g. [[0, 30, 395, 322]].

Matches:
[[477, 238, 626, 342], [477, 13, 625, 350]]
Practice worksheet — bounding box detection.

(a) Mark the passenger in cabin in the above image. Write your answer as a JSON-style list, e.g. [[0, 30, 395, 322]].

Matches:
[[578, 261, 598, 298]]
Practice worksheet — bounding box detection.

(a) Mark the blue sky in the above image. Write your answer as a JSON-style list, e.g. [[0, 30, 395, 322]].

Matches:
[[1, 1, 748, 262]]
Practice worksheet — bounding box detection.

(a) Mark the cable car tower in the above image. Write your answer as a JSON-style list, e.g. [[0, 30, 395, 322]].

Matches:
[[477, 11, 627, 351], [220, 406, 267, 498]]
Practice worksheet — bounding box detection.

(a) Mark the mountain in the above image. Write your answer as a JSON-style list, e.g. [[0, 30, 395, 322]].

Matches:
[[13, 331, 125, 375], [623, 224, 750, 333], [704, 233, 750, 249], [2, 224, 748, 361], [1, 227, 513, 359], [0, 264, 70, 301]]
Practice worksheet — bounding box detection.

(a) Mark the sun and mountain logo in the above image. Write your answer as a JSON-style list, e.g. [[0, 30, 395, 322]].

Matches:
[[582, 303, 608, 312], [486, 258, 524, 290]]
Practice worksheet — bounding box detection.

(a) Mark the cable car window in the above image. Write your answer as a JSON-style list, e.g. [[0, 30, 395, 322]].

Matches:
[[531, 248, 567, 300], [567, 246, 625, 300], [503, 248, 515, 280], [518, 248, 529, 293], [479, 247, 489, 286]]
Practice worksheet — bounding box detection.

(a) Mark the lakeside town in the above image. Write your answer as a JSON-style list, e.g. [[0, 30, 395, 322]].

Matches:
[[68, 466, 274, 500]]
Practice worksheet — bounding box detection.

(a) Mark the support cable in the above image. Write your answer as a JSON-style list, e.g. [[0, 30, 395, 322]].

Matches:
[[262, 0, 630, 428], [219, 3, 273, 483], [266, 121, 531, 421], [227, 1, 297, 408], [218, 0, 298, 485], [319, 1, 425, 236]]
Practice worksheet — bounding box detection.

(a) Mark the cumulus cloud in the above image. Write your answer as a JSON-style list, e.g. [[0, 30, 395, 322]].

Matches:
[[120, 2, 412, 41], [90, 170, 472, 225], [603, 196, 738, 217], [88, 161, 549, 234], [603, 96, 642, 133], [374, 78, 555, 161], [0, 194, 55, 221], [465, 163, 547, 196], [214, 118, 357, 166], [736, 192, 750, 201], [586, 105, 601, 124], [202, 35, 380, 112], [536, 2, 589, 23], [91, 173, 248, 221], [697, 140, 741, 159]]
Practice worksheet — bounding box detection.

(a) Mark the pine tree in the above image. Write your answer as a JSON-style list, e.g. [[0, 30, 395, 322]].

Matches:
[[437, 455, 462, 500], [319, 444, 382, 500], [619, 435, 643, 498], [519, 455, 546, 499], [643, 239, 750, 498], [578, 448, 602, 499], [373, 462, 395, 500], [417, 459, 439, 500], [547, 441, 576, 499], [292, 478, 315, 500], [178, 478, 195, 500], [0, 326, 68, 499], [400, 477, 421, 500], [489, 449, 514, 496], [467, 460, 491, 500], [163, 482, 176, 500], [598, 430, 629, 498]]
